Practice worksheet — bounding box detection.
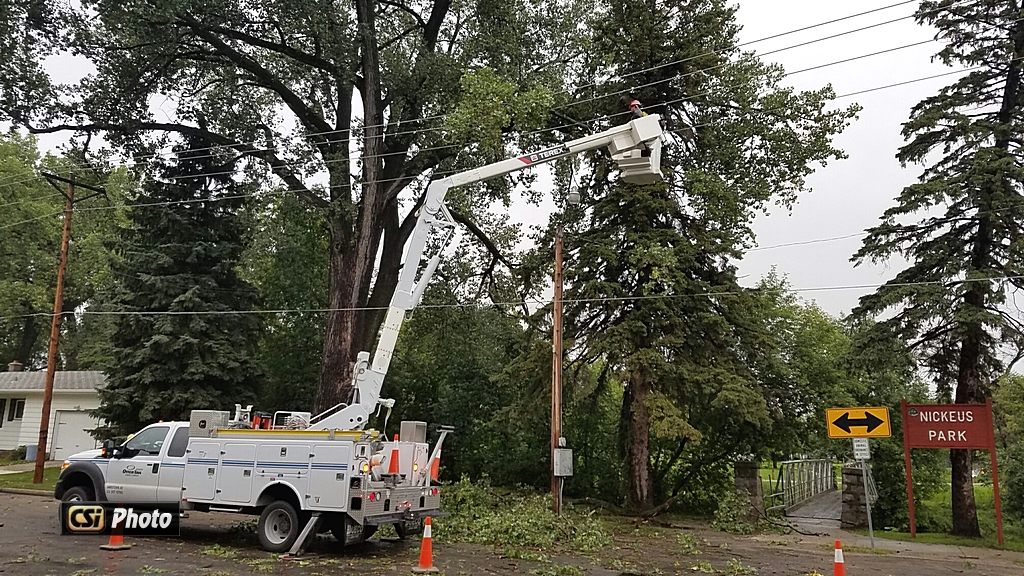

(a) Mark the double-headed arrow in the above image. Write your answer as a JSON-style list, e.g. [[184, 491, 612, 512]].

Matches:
[[832, 411, 885, 434]]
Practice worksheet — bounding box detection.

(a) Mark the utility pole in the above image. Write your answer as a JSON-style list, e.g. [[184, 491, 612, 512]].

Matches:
[[33, 173, 105, 484], [551, 226, 564, 513]]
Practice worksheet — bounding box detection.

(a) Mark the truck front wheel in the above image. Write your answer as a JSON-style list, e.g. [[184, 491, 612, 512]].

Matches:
[[61, 486, 94, 502], [258, 501, 300, 553]]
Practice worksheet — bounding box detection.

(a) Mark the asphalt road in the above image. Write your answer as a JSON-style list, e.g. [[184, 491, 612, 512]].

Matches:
[[4, 491, 1024, 576]]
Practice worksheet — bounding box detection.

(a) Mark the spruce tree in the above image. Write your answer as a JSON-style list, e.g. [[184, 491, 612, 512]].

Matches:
[[853, 1, 1024, 538], [96, 138, 262, 435], [544, 0, 856, 510]]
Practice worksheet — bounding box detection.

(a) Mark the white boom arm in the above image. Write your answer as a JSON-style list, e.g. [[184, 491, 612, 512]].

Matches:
[[311, 114, 664, 430]]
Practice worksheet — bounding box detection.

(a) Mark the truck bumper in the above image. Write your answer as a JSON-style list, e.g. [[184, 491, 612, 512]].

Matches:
[[362, 509, 448, 525]]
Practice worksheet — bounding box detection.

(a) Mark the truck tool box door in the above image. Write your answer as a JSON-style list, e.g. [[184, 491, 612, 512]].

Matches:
[[183, 441, 220, 501], [256, 444, 310, 478], [218, 443, 256, 502], [106, 425, 169, 501], [307, 444, 351, 509]]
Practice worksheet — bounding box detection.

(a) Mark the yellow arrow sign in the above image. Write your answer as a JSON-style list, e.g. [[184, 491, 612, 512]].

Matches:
[[826, 407, 891, 438]]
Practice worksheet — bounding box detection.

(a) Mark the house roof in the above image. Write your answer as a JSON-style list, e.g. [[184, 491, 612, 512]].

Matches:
[[0, 371, 105, 393]]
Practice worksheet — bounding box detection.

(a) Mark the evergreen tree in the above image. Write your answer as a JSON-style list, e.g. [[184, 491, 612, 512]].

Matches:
[[96, 138, 262, 435], [539, 0, 857, 510], [853, 0, 1024, 537]]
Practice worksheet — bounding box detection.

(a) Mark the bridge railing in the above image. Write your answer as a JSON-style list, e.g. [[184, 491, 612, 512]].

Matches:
[[763, 459, 837, 513]]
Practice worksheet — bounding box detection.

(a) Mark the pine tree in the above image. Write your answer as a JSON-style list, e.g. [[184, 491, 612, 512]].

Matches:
[[96, 138, 263, 435], [545, 0, 857, 510], [853, 1, 1024, 538]]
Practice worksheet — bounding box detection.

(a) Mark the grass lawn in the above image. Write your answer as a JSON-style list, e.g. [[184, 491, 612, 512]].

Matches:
[[0, 467, 59, 492], [853, 484, 1024, 551]]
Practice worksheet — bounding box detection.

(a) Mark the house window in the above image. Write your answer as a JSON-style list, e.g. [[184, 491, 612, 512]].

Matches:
[[0, 399, 5, 427], [8, 399, 25, 421]]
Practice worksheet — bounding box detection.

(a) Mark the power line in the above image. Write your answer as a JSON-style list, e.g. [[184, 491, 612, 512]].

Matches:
[[3, 274, 1022, 322], [4, 35, 953, 206], [0, 0, 952, 188]]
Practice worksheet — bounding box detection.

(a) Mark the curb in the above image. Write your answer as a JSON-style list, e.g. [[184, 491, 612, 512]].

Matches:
[[0, 487, 53, 497]]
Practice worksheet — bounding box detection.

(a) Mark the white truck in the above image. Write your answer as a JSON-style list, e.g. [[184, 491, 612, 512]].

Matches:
[[53, 114, 664, 554]]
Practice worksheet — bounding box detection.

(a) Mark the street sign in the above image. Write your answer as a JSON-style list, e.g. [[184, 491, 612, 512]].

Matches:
[[902, 403, 991, 448], [826, 407, 891, 438], [853, 438, 870, 460], [900, 399, 1004, 546]]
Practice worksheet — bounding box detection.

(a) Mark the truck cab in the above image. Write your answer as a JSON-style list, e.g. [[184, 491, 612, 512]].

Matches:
[[55, 421, 190, 503]]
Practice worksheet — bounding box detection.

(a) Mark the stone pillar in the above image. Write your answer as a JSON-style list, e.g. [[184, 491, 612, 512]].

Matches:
[[841, 465, 867, 529], [734, 461, 764, 523]]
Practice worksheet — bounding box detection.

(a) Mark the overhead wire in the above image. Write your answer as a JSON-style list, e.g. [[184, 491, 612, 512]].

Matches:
[[0, 52, 998, 231], [2, 274, 1022, 322], [0, 0, 961, 190], [1, 35, 960, 210]]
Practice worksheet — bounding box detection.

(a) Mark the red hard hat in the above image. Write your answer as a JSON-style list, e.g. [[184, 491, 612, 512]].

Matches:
[[629, 99, 641, 108]]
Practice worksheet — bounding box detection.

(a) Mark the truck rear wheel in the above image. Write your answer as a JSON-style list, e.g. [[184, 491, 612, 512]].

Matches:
[[258, 501, 300, 553]]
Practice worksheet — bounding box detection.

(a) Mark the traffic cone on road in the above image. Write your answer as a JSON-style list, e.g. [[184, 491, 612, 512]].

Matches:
[[100, 524, 131, 551], [833, 539, 846, 576], [411, 516, 439, 573], [389, 434, 400, 474]]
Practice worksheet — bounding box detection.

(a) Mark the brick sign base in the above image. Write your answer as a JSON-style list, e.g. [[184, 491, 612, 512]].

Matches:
[[901, 398, 1003, 545]]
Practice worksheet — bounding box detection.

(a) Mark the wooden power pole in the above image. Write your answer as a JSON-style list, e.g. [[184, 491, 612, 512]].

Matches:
[[551, 227, 564, 513], [33, 174, 105, 484]]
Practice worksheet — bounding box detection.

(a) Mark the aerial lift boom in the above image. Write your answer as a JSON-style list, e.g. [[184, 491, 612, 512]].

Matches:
[[311, 114, 664, 431]]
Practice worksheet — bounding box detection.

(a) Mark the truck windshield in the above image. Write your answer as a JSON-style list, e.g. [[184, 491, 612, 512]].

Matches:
[[123, 426, 169, 456]]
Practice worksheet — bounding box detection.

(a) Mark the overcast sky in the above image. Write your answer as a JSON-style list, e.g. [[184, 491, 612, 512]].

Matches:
[[733, 0, 952, 317]]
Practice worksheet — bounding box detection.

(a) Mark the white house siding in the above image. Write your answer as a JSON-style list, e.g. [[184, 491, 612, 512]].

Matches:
[[0, 402, 24, 451], [0, 392, 101, 455]]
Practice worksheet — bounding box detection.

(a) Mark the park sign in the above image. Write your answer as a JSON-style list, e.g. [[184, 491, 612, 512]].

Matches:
[[825, 407, 891, 438], [900, 399, 1003, 546], [902, 402, 991, 448]]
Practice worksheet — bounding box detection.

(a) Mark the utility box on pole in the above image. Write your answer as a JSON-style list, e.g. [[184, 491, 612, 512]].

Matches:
[[553, 448, 573, 477]]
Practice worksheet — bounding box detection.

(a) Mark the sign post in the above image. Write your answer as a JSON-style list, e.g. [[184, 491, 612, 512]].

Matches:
[[852, 438, 875, 549], [901, 398, 1003, 546], [827, 407, 889, 547]]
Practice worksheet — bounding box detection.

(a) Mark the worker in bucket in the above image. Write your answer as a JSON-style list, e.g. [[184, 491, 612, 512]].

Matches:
[[629, 99, 647, 119]]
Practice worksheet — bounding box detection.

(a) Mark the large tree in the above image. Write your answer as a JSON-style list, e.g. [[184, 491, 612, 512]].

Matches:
[[96, 138, 263, 434], [0, 0, 585, 411], [528, 0, 857, 510], [852, 0, 1024, 537]]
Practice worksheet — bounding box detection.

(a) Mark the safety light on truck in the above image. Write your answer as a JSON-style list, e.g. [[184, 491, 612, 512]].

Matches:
[[412, 462, 419, 473], [60, 460, 70, 472], [360, 461, 370, 473]]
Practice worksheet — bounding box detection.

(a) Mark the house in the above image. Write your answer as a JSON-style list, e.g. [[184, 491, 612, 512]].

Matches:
[[0, 361, 104, 460]]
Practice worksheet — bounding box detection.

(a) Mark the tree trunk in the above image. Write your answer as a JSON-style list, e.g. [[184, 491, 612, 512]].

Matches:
[[624, 370, 653, 510], [951, 284, 986, 537], [17, 310, 39, 367], [314, 217, 365, 413]]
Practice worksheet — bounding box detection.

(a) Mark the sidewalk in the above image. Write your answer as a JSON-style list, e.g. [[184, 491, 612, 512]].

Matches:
[[0, 461, 61, 475]]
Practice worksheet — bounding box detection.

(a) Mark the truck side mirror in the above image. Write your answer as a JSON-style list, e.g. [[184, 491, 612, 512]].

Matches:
[[101, 439, 115, 459]]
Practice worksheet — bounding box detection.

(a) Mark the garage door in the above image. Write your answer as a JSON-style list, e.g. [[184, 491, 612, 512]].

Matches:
[[52, 411, 99, 460]]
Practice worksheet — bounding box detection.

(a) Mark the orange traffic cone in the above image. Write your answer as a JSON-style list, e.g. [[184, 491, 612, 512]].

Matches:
[[833, 540, 846, 576], [430, 447, 441, 481], [411, 516, 439, 573], [100, 523, 131, 551], [389, 434, 400, 474]]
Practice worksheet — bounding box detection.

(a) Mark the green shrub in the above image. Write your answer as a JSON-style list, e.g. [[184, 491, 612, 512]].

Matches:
[[712, 489, 757, 534], [434, 476, 611, 552], [12, 445, 27, 460]]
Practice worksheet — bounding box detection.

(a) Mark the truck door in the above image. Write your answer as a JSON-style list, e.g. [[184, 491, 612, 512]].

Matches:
[[157, 426, 189, 503], [106, 425, 169, 502]]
